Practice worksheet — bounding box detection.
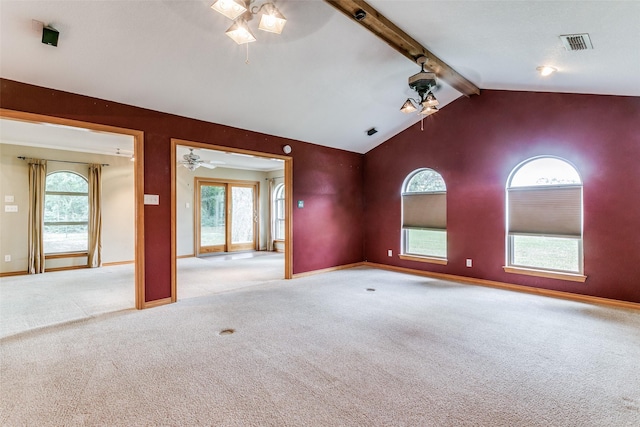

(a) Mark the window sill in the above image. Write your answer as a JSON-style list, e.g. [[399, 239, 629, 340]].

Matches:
[[399, 254, 448, 265], [45, 252, 88, 260], [503, 266, 587, 283]]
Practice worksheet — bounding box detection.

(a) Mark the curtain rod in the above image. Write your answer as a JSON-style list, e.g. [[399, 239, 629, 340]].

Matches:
[[17, 156, 109, 167]]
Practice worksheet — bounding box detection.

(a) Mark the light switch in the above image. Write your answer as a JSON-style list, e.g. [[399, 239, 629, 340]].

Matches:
[[4, 205, 18, 213], [144, 194, 159, 205], [4, 195, 14, 203]]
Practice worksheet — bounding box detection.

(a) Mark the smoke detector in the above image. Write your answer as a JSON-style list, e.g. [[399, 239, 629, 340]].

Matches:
[[560, 33, 593, 51]]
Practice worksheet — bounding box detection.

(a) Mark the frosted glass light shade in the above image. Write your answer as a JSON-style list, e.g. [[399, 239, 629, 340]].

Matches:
[[400, 99, 417, 114], [226, 19, 256, 44], [258, 4, 287, 34], [422, 93, 439, 107], [211, 0, 247, 20], [420, 105, 438, 116]]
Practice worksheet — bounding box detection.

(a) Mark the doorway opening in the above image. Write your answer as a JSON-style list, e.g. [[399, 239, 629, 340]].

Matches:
[[0, 109, 144, 337], [171, 139, 292, 302]]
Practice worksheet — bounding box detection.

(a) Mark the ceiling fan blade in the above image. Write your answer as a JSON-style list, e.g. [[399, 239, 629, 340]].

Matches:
[[199, 163, 217, 169]]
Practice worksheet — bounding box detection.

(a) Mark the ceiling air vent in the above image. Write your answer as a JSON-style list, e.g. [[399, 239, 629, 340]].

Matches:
[[560, 33, 593, 51]]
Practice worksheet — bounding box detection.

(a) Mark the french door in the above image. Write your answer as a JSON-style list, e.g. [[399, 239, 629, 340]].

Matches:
[[195, 178, 258, 255]]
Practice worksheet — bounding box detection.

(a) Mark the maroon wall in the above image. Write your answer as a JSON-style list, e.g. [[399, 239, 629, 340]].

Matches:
[[364, 90, 640, 303], [1, 79, 364, 302]]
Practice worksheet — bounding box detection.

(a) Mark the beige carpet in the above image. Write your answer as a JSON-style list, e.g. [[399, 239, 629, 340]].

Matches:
[[0, 252, 284, 338], [0, 264, 135, 339], [1, 266, 639, 426]]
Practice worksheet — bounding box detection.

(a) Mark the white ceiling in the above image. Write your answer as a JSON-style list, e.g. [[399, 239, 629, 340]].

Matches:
[[176, 145, 285, 171], [1, 1, 639, 154], [0, 117, 284, 171], [0, 117, 135, 156]]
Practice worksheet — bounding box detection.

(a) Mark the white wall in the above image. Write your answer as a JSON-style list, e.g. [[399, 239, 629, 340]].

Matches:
[[0, 144, 135, 273], [176, 165, 283, 256]]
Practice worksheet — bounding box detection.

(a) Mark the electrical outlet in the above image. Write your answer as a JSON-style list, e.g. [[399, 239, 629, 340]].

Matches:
[[466, 259, 472, 267], [388, 249, 393, 257], [4, 255, 11, 262]]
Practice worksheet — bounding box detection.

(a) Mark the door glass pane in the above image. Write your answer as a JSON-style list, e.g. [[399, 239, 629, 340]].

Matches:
[[200, 185, 225, 247], [231, 186, 254, 244]]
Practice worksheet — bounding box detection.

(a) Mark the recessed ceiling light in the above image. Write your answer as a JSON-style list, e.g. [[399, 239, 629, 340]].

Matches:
[[536, 66, 557, 77]]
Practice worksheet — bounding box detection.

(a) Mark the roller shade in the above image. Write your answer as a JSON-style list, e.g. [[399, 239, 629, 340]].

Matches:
[[402, 192, 446, 229], [508, 186, 582, 236]]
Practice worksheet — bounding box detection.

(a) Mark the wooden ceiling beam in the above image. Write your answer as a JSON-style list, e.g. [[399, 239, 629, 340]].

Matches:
[[324, 0, 480, 96]]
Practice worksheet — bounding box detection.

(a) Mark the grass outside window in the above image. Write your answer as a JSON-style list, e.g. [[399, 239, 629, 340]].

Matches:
[[511, 235, 580, 273], [405, 229, 446, 259]]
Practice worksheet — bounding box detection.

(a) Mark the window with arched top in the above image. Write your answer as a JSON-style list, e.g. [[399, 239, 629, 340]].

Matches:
[[44, 171, 89, 254], [401, 168, 447, 262], [274, 183, 285, 240], [506, 156, 584, 277]]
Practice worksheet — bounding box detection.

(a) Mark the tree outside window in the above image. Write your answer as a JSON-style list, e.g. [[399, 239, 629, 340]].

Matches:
[[44, 171, 89, 254]]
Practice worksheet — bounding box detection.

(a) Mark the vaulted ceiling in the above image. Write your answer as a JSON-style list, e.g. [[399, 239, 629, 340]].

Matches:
[[1, 1, 638, 154]]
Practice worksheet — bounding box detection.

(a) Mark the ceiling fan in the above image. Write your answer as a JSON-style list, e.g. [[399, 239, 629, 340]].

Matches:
[[178, 149, 224, 171], [400, 56, 440, 117]]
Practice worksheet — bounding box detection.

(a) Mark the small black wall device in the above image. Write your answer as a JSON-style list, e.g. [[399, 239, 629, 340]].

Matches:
[[42, 26, 59, 46]]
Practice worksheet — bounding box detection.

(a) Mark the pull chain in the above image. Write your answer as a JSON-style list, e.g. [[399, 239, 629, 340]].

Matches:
[[245, 43, 250, 65]]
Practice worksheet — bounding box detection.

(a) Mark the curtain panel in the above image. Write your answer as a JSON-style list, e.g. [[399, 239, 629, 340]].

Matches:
[[28, 160, 47, 274], [267, 178, 274, 252], [87, 164, 102, 268]]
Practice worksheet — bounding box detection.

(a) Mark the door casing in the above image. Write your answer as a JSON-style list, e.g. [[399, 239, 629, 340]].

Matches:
[[194, 178, 259, 255]]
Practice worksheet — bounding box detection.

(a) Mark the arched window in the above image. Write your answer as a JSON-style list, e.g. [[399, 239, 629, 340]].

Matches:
[[401, 168, 447, 261], [44, 171, 89, 254], [274, 183, 285, 241], [506, 157, 583, 275]]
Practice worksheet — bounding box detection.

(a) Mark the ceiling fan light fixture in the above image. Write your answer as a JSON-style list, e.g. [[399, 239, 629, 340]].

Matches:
[[226, 18, 256, 44], [211, 0, 247, 20], [258, 3, 286, 34], [400, 99, 417, 114], [422, 93, 439, 107]]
